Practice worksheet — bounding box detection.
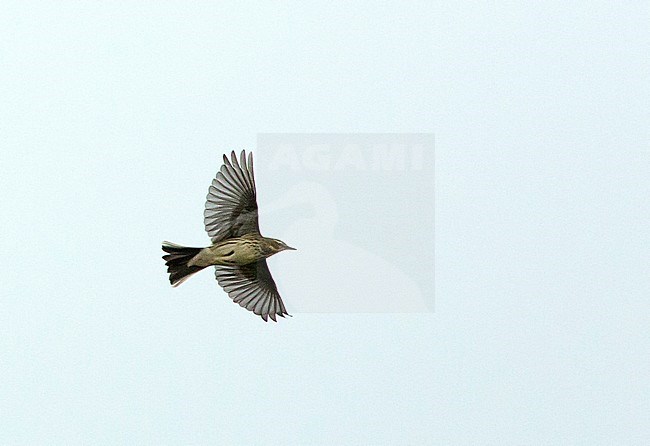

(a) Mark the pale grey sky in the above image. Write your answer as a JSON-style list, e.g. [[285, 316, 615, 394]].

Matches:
[[1, 1, 649, 445]]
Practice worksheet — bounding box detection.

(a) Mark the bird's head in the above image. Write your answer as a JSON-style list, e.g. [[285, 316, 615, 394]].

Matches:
[[266, 238, 297, 255]]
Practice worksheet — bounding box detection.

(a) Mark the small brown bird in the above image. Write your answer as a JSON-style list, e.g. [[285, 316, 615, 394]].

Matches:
[[162, 150, 295, 321]]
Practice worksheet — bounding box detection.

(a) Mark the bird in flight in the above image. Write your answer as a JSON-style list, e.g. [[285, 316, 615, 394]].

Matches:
[[162, 150, 295, 322]]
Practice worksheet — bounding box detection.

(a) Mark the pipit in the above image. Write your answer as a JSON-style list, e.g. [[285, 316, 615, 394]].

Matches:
[[162, 150, 295, 322]]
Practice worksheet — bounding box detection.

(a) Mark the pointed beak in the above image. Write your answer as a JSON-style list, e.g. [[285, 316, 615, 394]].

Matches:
[[285, 246, 297, 251]]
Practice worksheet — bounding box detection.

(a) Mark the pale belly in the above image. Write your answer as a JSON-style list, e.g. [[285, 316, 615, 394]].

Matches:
[[189, 238, 260, 267]]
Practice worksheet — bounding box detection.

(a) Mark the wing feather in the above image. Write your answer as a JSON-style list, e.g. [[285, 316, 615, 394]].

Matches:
[[214, 260, 290, 322], [204, 150, 260, 242]]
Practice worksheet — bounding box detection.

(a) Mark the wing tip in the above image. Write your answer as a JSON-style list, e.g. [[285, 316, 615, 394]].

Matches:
[[221, 149, 251, 165], [260, 310, 290, 322]]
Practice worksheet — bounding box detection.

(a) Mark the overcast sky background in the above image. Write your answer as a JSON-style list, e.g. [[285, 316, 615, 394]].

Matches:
[[1, 1, 649, 445]]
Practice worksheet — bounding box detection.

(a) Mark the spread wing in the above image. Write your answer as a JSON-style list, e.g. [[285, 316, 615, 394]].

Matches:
[[214, 260, 290, 322], [204, 150, 259, 243]]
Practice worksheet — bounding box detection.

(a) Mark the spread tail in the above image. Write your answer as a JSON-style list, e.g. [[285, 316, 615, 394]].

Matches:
[[162, 242, 206, 287]]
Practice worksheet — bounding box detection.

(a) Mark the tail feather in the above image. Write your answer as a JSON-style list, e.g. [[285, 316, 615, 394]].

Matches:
[[162, 242, 206, 286]]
